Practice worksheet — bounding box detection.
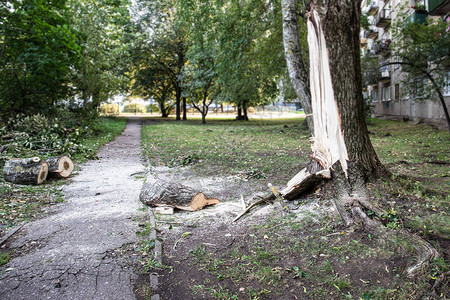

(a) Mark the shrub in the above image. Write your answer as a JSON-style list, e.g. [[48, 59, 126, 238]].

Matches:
[[123, 103, 145, 113]]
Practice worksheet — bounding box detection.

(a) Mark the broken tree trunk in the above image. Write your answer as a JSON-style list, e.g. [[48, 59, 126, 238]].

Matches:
[[3, 157, 48, 185], [46, 156, 74, 178], [139, 176, 219, 211], [277, 4, 437, 277]]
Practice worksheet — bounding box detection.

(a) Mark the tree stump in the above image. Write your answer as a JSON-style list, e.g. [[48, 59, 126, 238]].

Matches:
[[3, 157, 48, 185], [140, 176, 220, 211], [46, 156, 74, 178]]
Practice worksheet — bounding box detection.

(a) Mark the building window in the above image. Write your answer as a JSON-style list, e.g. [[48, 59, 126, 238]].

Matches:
[[444, 71, 450, 96], [371, 89, 378, 102]]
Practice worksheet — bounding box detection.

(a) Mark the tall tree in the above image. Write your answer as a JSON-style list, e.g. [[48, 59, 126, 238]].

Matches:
[[0, 0, 80, 116], [280, 0, 437, 276], [131, 0, 188, 120], [214, 0, 286, 120], [70, 0, 132, 110], [180, 1, 217, 124], [281, 0, 313, 131]]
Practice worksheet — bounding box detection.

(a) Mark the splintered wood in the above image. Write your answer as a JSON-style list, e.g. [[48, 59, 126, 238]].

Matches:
[[307, 10, 348, 175]]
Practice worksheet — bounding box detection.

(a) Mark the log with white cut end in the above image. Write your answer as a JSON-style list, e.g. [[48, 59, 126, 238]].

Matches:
[[46, 156, 74, 178], [139, 176, 220, 211], [3, 157, 48, 185]]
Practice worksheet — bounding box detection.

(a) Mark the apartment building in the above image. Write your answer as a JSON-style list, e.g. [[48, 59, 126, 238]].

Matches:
[[360, 0, 450, 128]]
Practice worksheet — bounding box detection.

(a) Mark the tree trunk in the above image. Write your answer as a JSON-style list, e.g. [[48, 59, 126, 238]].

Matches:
[[3, 157, 48, 185], [140, 176, 219, 211], [183, 97, 187, 120], [243, 103, 249, 120], [297, 0, 434, 276], [426, 72, 450, 131], [175, 85, 181, 121], [46, 156, 74, 178], [176, 41, 185, 121], [308, 1, 386, 185], [281, 0, 313, 133]]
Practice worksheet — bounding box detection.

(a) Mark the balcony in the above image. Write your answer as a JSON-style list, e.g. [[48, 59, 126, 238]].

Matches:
[[366, 1, 380, 15], [380, 66, 390, 81], [375, 8, 391, 28], [428, 0, 450, 16]]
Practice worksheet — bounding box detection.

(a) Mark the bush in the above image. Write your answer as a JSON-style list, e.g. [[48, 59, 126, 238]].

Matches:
[[146, 104, 160, 113], [100, 103, 120, 115], [0, 112, 102, 161], [123, 103, 145, 113]]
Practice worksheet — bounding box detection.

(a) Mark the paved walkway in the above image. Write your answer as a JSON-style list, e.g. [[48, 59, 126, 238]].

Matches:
[[0, 119, 145, 299]]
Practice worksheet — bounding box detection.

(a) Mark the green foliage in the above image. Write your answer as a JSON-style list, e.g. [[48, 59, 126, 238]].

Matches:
[[122, 103, 145, 113], [100, 103, 120, 115], [130, 0, 186, 119], [70, 0, 133, 110], [146, 104, 160, 113], [0, 251, 10, 266], [391, 9, 449, 101], [0, 113, 126, 161], [0, 0, 81, 116]]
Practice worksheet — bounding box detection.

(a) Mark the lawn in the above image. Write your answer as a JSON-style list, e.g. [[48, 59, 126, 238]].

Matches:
[[141, 117, 449, 299]]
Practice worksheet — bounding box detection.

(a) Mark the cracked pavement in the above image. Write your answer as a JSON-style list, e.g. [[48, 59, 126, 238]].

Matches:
[[0, 118, 146, 299]]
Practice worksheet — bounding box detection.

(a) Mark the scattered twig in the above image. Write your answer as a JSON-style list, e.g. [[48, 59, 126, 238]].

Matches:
[[232, 196, 270, 223], [0, 144, 9, 154], [0, 224, 24, 247], [173, 232, 191, 250]]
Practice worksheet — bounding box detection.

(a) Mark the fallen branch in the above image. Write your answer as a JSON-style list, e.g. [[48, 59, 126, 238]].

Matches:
[[232, 196, 271, 223]]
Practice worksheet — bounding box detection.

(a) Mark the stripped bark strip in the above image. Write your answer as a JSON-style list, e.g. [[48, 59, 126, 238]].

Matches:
[[307, 10, 349, 175]]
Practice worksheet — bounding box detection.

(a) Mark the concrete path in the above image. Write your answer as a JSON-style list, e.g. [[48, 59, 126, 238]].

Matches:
[[0, 119, 146, 299]]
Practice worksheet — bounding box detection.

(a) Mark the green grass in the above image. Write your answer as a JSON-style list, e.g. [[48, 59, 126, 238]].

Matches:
[[0, 251, 10, 266], [142, 118, 310, 185]]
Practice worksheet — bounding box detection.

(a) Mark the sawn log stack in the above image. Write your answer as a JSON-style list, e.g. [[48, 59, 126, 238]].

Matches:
[[3, 156, 74, 185]]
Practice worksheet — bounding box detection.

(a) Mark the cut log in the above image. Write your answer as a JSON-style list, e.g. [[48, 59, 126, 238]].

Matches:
[[188, 192, 220, 211], [139, 176, 220, 211], [3, 157, 48, 185], [46, 156, 74, 178]]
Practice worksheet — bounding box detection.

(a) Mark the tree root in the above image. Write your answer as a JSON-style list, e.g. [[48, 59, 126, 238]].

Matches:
[[350, 203, 439, 277]]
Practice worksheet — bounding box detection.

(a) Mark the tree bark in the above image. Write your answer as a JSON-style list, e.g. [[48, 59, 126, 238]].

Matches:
[[425, 72, 450, 131], [182, 97, 187, 120], [281, 0, 313, 133], [3, 157, 48, 185], [140, 176, 219, 211], [312, 0, 386, 185], [46, 156, 74, 178]]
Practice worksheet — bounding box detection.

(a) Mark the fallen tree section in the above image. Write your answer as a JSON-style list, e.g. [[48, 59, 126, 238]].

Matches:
[[3, 157, 48, 185], [46, 156, 74, 178], [140, 176, 219, 211]]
